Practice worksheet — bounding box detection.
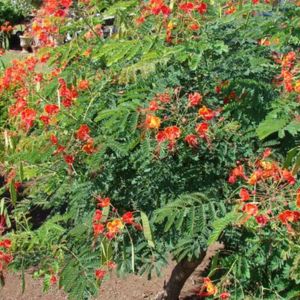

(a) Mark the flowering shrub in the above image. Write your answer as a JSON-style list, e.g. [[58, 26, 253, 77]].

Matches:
[[0, 0, 300, 299]]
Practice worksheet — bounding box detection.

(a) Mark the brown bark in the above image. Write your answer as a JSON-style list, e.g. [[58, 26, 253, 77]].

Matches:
[[154, 242, 224, 300]]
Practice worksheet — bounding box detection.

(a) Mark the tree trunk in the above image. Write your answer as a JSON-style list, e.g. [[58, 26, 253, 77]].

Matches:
[[154, 242, 224, 300]]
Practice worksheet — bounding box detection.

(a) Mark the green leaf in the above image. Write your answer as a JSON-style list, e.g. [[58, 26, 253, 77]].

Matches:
[[140, 211, 155, 248], [208, 210, 241, 245], [257, 116, 289, 140]]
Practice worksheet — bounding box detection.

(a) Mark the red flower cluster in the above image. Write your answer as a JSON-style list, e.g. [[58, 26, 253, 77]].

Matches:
[[40, 104, 60, 126], [0, 22, 13, 33], [231, 151, 300, 233], [0, 239, 13, 272], [75, 124, 97, 154], [58, 78, 78, 108], [92, 196, 139, 240], [274, 51, 299, 93]]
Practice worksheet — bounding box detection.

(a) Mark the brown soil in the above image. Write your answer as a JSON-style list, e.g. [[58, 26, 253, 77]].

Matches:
[[0, 263, 198, 300]]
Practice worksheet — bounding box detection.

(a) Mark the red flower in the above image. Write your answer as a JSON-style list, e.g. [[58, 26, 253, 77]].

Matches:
[[239, 188, 250, 201], [255, 214, 269, 227], [50, 275, 58, 285], [76, 124, 91, 141], [97, 197, 110, 207], [262, 148, 272, 158], [40, 115, 50, 126], [189, 23, 200, 31], [282, 169, 296, 185], [93, 223, 105, 236], [95, 269, 106, 280], [228, 165, 247, 184], [50, 134, 58, 145], [184, 134, 198, 148], [122, 212, 134, 224], [61, 0, 73, 8], [278, 210, 300, 224], [44, 104, 59, 115], [148, 100, 159, 111], [197, 2, 207, 14], [188, 92, 202, 107], [64, 155, 74, 165], [53, 145, 66, 155], [220, 292, 231, 300], [156, 131, 167, 143], [0, 239, 11, 249], [196, 122, 209, 139], [179, 2, 194, 13], [21, 108, 36, 130], [93, 209, 103, 222]]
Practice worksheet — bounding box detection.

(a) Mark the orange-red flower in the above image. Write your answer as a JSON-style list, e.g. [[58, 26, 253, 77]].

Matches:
[[296, 189, 300, 208], [21, 108, 36, 130], [228, 165, 247, 184], [198, 106, 215, 120], [93, 223, 105, 236], [239, 188, 250, 201], [44, 104, 59, 115], [82, 138, 96, 154], [97, 197, 110, 207], [78, 79, 89, 90], [93, 209, 103, 222], [0, 239, 11, 249], [64, 154, 74, 165], [184, 134, 198, 148], [164, 126, 181, 140], [196, 122, 209, 139], [242, 203, 258, 216]]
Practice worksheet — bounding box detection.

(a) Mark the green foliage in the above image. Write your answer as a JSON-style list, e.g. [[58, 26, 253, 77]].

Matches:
[[1, 0, 300, 299]]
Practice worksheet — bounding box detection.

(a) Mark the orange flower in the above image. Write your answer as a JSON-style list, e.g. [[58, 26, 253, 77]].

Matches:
[[107, 219, 123, 234], [295, 80, 300, 93], [145, 114, 161, 129], [296, 189, 300, 208], [242, 203, 258, 216], [198, 277, 218, 297], [78, 79, 89, 90]]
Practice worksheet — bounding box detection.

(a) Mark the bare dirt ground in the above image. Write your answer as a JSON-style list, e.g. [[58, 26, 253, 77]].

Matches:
[[0, 263, 198, 300]]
